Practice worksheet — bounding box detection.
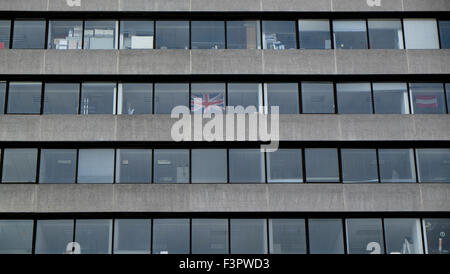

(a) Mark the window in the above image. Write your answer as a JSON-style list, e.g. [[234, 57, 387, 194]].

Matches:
[[404, 19, 439, 49], [153, 149, 189, 184], [39, 149, 77, 184], [416, 149, 450, 183], [192, 219, 228, 254], [262, 21, 297, 50], [191, 21, 225, 49], [368, 19, 404, 49], [35, 220, 74, 254], [48, 20, 83, 49], [77, 149, 114, 184], [379, 149, 416, 183], [341, 149, 378, 183], [43, 83, 80, 114], [336, 82, 373, 114], [81, 83, 116, 114], [308, 219, 344, 254], [265, 83, 299, 114], [153, 219, 189, 254], [226, 21, 261, 49], [0, 20, 11, 49], [228, 83, 261, 112], [155, 21, 189, 49], [75, 219, 112, 254], [267, 149, 303, 183], [84, 21, 117, 49], [154, 83, 189, 114], [333, 20, 368, 49], [2, 149, 37, 183], [410, 83, 446, 114], [120, 21, 154, 49], [0, 82, 5, 113], [269, 219, 306, 254], [0, 220, 33, 254], [373, 83, 409, 114], [384, 219, 423, 254], [439, 21, 450, 49], [423, 219, 450, 254], [305, 148, 339, 183], [191, 83, 226, 114], [118, 83, 152, 115], [301, 82, 335, 114], [346, 219, 384, 254], [114, 219, 151, 254], [7, 82, 42, 114], [231, 219, 267, 254], [12, 20, 45, 49], [229, 149, 265, 183], [192, 149, 227, 183], [298, 20, 331, 49], [116, 149, 152, 184]]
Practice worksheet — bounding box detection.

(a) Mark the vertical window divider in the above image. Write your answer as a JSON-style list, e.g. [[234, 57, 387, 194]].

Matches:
[[413, 148, 420, 184], [381, 218, 387, 254], [333, 82, 338, 114], [436, 20, 442, 49], [376, 148, 382, 184], [225, 82, 229, 110], [78, 82, 82, 114], [443, 83, 449, 114], [259, 19, 264, 50], [366, 18, 370, 49], [114, 82, 119, 115], [420, 218, 427, 254], [342, 218, 348, 254], [150, 218, 154, 254], [151, 148, 154, 184], [35, 148, 41, 184], [75, 149, 79, 184], [295, 19, 300, 49], [266, 218, 270, 254], [304, 218, 310, 254], [4, 81, 10, 114], [81, 20, 85, 50], [0, 148, 3, 184], [301, 148, 307, 183], [152, 82, 155, 114], [298, 81, 302, 114], [9, 20, 14, 49], [44, 19, 49, 50], [400, 18, 407, 50], [337, 148, 343, 183], [188, 20, 192, 50], [329, 19, 334, 49], [406, 82, 413, 114], [116, 20, 120, 50], [73, 219, 77, 249], [40, 82, 45, 115], [189, 218, 192, 254], [228, 218, 231, 254], [153, 20, 156, 49], [370, 81, 375, 114], [188, 82, 192, 113], [224, 20, 227, 49], [226, 148, 230, 184], [31, 219, 37, 254], [263, 150, 268, 184], [113, 148, 117, 184], [111, 218, 116, 254], [189, 149, 192, 184]]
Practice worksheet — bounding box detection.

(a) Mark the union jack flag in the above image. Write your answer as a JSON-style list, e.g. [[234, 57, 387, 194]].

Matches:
[[191, 92, 225, 114]]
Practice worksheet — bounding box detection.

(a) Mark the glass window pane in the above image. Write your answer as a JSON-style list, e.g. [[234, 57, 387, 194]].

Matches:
[[118, 83, 152, 115], [410, 83, 446, 114], [404, 19, 439, 49], [439, 21, 450, 49], [265, 83, 299, 114], [77, 149, 114, 184], [226, 21, 261, 49], [120, 21, 154, 49], [191, 21, 225, 49], [299, 20, 331, 49], [379, 149, 416, 183], [155, 21, 189, 49], [35, 220, 74, 254], [341, 149, 378, 183], [75, 219, 112, 254], [192, 219, 228, 254], [0, 220, 33, 254], [384, 219, 423, 254], [153, 219, 189, 254], [368, 19, 404, 49], [116, 149, 152, 184], [305, 148, 339, 183], [114, 219, 151, 254], [43, 83, 80, 114], [192, 149, 227, 183], [229, 149, 265, 183], [191, 83, 226, 114], [48, 20, 82, 49], [7, 82, 42, 114], [301, 82, 335, 114], [84, 21, 117, 49], [230, 219, 267, 254], [262, 21, 297, 50], [308, 219, 344, 254], [0, 82, 5, 114], [346, 219, 384, 254], [81, 83, 116, 114], [154, 83, 189, 114], [228, 83, 261, 112], [423, 219, 450, 254], [267, 149, 303, 183], [39, 149, 77, 184], [416, 149, 450, 183], [154, 149, 189, 184], [333, 20, 368, 49], [0, 20, 11, 49], [373, 83, 409, 114], [12, 20, 45, 49], [269, 219, 306, 254], [2, 148, 37, 183], [337, 83, 372, 114]]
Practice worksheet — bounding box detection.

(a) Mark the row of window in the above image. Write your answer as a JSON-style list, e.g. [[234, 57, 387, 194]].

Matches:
[[0, 217, 448, 254], [1, 81, 449, 115], [1, 147, 449, 184], [0, 18, 449, 50]]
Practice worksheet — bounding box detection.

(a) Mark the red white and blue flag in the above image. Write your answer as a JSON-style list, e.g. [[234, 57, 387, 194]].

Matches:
[[191, 92, 225, 114]]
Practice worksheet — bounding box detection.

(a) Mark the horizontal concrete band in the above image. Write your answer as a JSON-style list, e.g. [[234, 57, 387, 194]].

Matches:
[[0, 183, 448, 213], [0, 115, 449, 142], [1, 0, 449, 12], [1, 49, 449, 76]]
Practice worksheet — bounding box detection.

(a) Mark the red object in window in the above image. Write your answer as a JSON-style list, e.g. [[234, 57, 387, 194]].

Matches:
[[416, 95, 438, 108], [0, 42, 4, 49]]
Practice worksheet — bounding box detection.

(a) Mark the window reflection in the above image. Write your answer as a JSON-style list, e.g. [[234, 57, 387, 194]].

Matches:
[[337, 82, 373, 114], [346, 219, 384, 254], [153, 149, 189, 184], [308, 219, 344, 254], [409, 83, 446, 114], [262, 21, 296, 50], [84, 21, 117, 49], [116, 149, 152, 184], [2, 148, 38, 183], [39, 149, 77, 184], [333, 20, 368, 49], [191, 21, 225, 49], [439, 21, 450, 49], [368, 19, 404, 49], [265, 83, 299, 114], [0, 220, 33, 254], [373, 83, 409, 114], [154, 83, 189, 114], [118, 83, 153, 115], [155, 21, 189, 49], [43, 83, 80, 114], [404, 19, 439, 49], [0, 82, 5, 114], [301, 82, 335, 114], [81, 83, 116, 114], [269, 219, 306, 254], [114, 219, 151, 254], [120, 21, 154, 50], [192, 149, 227, 184], [153, 219, 190, 254], [226, 21, 261, 49], [229, 149, 265, 183], [7, 82, 42, 114], [299, 20, 331, 49], [231, 219, 267, 254], [416, 149, 450, 183], [77, 149, 115, 184], [341, 149, 378, 183], [12, 20, 46, 49], [305, 148, 339, 183], [0, 20, 11, 49], [75, 219, 113, 254], [35, 220, 74, 254], [48, 21, 83, 50], [384, 219, 423, 254], [192, 219, 228, 254], [423, 219, 450, 254], [267, 149, 303, 183], [379, 149, 416, 183], [228, 83, 261, 112]]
